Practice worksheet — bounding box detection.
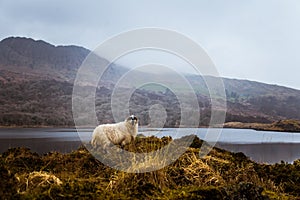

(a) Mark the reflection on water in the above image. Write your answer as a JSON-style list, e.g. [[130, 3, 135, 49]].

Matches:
[[0, 128, 300, 164], [0, 128, 89, 154], [216, 143, 300, 164]]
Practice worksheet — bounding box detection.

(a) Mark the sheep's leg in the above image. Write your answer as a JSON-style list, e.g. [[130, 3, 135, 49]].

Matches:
[[120, 139, 126, 148], [130, 135, 135, 142], [120, 135, 134, 149]]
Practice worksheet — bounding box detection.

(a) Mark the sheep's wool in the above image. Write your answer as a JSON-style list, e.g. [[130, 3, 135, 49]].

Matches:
[[91, 115, 138, 149]]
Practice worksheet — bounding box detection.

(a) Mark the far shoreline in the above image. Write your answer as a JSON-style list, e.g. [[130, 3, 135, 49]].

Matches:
[[0, 125, 75, 129], [223, 119, 300, 133], [1, 120, 300, 133]]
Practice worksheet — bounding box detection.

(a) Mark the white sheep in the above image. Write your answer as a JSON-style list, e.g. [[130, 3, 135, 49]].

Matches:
[[91, 115, 138, 149]]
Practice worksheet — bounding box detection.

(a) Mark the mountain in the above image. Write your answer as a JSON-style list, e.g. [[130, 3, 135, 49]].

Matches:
[[223, 78, 300, 122], [0, 37, 90, 82], [0, 37, 299, 126], [0, 37, 126, 84], [187, 75, 300, 123]]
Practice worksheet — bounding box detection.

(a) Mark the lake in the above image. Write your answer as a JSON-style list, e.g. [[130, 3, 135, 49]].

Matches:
[[1, 127, 300, 164]]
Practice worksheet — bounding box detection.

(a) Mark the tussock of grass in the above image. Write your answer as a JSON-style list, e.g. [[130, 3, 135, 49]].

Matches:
[[15, 171, 62, 194], [0, 135, 299, 199]]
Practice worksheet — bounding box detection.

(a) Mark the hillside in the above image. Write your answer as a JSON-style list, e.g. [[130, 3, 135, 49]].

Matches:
[[0, 37, 300, 126], [0, 37, 89, 82]]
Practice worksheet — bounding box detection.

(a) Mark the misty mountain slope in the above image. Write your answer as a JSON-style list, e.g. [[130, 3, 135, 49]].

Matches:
[[222, 78, 300, 121], [0, 37, 299, 126], [185, 75, 300, 122], [0, 37, 90, 82], [0, 37, 129, 85], [223, 77, 300, 99]]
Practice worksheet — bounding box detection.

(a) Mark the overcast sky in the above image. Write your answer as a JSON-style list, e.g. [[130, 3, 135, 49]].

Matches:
[[0, 0, 299, 89]]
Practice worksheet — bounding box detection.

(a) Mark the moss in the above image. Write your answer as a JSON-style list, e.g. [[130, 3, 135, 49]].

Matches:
[[0, 159, 20, 199], [262, 190, 291, 200], [2, 147, 43, 173], [228, 182, 269, 200], [165, 186, 226, 200]]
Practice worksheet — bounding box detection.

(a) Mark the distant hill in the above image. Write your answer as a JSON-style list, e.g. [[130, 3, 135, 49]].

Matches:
[[0, 37, 90, 82], [0, 37, 299, 126], [187, 75, 300, 123]]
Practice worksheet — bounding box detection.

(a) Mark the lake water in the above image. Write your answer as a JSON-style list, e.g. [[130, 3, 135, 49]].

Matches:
[[1, 127, 300, 164]]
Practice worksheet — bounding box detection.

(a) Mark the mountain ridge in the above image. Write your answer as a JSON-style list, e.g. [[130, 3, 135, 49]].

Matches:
[[0, 37, 90, 82], [0, 36, 299, 126], [1, 36, 299, 91]]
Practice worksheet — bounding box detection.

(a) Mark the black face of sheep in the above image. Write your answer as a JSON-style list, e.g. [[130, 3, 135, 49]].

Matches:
[[126, 115, 138, 126]]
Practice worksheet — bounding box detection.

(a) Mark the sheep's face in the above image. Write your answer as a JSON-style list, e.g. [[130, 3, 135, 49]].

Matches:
[[126, 115, 138, 126]]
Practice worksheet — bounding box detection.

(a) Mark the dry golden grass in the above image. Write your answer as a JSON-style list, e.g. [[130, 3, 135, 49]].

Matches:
[[0, 136, 298, 199], [15, 171, 62, 194]]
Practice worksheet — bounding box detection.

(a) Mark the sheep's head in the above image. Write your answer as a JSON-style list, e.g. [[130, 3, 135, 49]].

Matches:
[[126, 115, 138, 126]]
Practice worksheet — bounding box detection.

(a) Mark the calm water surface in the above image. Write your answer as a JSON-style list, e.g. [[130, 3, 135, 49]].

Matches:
[[1, 127, 300, 164]]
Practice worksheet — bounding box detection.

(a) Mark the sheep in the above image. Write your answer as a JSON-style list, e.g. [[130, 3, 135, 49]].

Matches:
[[91, 115, 138, 150]]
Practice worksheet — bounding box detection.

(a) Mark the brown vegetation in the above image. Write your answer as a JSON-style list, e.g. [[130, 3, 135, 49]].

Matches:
[[0, 136, 299, 199]]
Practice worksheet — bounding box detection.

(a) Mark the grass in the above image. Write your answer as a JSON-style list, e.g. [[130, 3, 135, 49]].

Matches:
[[0, 135, 299, 199]]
